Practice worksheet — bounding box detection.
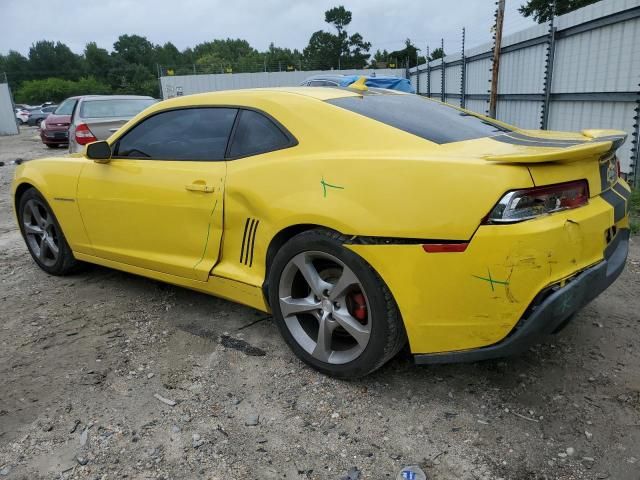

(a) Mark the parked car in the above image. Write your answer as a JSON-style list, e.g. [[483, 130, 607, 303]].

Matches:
[[68, 95, 157, 153], [300, 74, 415, 93], [15, 107, 30, 124], [39, 97, 80, 148], [27, 105, 58, 127], [11, 86, 630, 378]]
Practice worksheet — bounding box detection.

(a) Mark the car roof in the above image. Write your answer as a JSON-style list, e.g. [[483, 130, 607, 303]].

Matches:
[[159, 87, 383, 107], [125, 87, 408, 122], [78, 95, 156, 102], [303, 74, 345, 82]]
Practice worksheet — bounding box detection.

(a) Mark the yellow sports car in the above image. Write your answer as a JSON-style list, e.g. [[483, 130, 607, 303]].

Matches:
[[11, 84, 631, 377]]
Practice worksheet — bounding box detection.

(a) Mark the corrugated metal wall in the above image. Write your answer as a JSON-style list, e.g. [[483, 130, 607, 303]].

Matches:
[[0, 82, 19, 136], [160, 68, 406, 99], [408, 0, 640, 183]]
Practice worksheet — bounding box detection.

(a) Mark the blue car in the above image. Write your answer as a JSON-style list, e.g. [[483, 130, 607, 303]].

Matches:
[[300, 74, 415, 93]]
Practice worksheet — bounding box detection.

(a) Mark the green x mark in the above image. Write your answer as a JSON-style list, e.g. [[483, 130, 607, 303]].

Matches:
[[320, 177, 345, 197], [472, 268, 510, 292]]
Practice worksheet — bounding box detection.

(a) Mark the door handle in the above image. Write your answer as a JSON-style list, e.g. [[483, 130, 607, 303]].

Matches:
[[185, 183, 214, 193], [109, 128, 119, 132]]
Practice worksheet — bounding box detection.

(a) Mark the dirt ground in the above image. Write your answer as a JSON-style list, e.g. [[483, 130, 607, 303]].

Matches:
[[1, 128, 639, 480]]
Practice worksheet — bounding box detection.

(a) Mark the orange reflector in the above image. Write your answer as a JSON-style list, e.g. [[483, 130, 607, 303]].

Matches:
[[422, 243, 469, 253]]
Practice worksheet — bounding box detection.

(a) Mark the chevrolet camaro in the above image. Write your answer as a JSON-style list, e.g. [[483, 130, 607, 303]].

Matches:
[[11, 84, 631, 377]]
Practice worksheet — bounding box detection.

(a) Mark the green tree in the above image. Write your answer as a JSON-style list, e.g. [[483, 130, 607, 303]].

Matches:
[[107, 60, 157, 96], [84, 42, 112, 78], [264, 43, 303, 71], [0, 50, 30, 90], [388, 39, 426, 68], [303, 31, 341, 70], [154, 42, 183, 68], [193, 39, 258, 64], [15, 76, 110, 103], [519, 0, 599, 23], [192, 38, 262, 73], [112, 34, 156, 70], [303, 6, 371, 69], [373, 49, 389, 63], [28, 40, 83, 80], [429, 47, 445, 61]]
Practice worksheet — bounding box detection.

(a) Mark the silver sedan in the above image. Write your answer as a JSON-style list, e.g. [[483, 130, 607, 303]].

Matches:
[[68, 95, 157, 153]]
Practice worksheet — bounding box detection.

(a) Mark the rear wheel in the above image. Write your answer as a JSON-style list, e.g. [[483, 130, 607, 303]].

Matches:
[[18, 188, 78, 275], [268, 229, 406, 378]]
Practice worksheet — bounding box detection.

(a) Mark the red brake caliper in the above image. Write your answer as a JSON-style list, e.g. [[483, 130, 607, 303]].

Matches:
[[349, 292, 368, 324]]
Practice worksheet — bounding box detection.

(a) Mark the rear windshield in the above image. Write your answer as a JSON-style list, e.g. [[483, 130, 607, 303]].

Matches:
[[80, 98, 156, 119], [54, 98, 77, 115], [327, 94, 510, 144]]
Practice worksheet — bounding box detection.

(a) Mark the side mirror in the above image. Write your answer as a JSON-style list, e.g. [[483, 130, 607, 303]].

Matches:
[[86, 141, 112, 163]]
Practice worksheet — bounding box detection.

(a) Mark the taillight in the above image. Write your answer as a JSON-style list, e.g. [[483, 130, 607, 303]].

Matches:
[[422, 243, 469, 253], [484, 180, 589, 224], [75, 123, 97, 145]]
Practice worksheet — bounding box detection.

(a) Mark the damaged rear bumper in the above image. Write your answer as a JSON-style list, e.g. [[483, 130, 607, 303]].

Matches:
[[414, 228, 629, 365]]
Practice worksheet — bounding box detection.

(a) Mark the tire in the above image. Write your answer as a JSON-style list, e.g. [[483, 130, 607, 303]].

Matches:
[[17, 188, 78, 275], [46, 144, 57, 149], [268, 229, 406, 378]]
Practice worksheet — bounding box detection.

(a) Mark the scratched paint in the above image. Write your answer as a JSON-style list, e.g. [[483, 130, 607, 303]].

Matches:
[[193, 199, 218, 270], [320, 177, 344, 198], [472, 268, 510, 292]]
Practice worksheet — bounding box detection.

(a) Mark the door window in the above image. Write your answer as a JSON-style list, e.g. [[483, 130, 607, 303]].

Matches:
[[114, 108, 238, 161], [228, 109, 293, 158]]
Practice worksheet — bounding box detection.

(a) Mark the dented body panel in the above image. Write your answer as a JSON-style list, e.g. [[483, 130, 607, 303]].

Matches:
[[349, 188, 629, 354]]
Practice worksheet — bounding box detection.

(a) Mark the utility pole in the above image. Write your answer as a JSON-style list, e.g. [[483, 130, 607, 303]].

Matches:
[[540, 0, 557, 129], [426, 45, 431, 98], [460, 27, 466, 108], [489, 0, 505, 119], [440, 38, 445, 103]]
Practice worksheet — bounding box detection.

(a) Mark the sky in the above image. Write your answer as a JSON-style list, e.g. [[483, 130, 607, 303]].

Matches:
[[0, 0, 537, 59]]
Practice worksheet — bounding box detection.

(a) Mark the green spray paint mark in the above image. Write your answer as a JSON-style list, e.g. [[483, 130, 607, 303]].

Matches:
[[472, 268, 510, 292], [193, 199, 218, 270], [320, 177, 345, 198]]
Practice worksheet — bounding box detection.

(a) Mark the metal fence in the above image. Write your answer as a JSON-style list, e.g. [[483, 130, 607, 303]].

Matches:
[[159, 68, 406, 99], [0, 73, 19, 136], [409, 0, 640, 185]]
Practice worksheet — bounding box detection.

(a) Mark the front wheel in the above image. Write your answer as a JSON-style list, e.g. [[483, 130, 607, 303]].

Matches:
[[18, 188, 78, 275], [268, 229, 406, 378]]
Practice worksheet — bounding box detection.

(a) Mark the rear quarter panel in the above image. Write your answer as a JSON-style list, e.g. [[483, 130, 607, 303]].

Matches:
[[215, 96, 535, 289], [219, 155, 534, 290]]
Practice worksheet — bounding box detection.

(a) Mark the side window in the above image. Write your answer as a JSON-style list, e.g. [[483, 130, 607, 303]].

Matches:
[[114, 108, 237, 161], [228, 109, 291, 158]]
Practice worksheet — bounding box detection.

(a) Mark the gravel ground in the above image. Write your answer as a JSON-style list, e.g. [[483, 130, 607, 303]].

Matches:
[[1, 128, 639, 480]]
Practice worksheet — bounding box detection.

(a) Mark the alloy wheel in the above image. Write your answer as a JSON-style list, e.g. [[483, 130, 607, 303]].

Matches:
[[278, 251, 371, 364], [22, 199, 60, 267]]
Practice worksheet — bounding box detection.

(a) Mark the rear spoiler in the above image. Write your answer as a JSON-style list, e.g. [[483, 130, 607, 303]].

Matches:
[[484, 130, 627, 164]]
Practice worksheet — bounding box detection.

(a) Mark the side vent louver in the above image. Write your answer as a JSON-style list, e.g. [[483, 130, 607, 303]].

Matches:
[[240, 218, 259, 267]]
